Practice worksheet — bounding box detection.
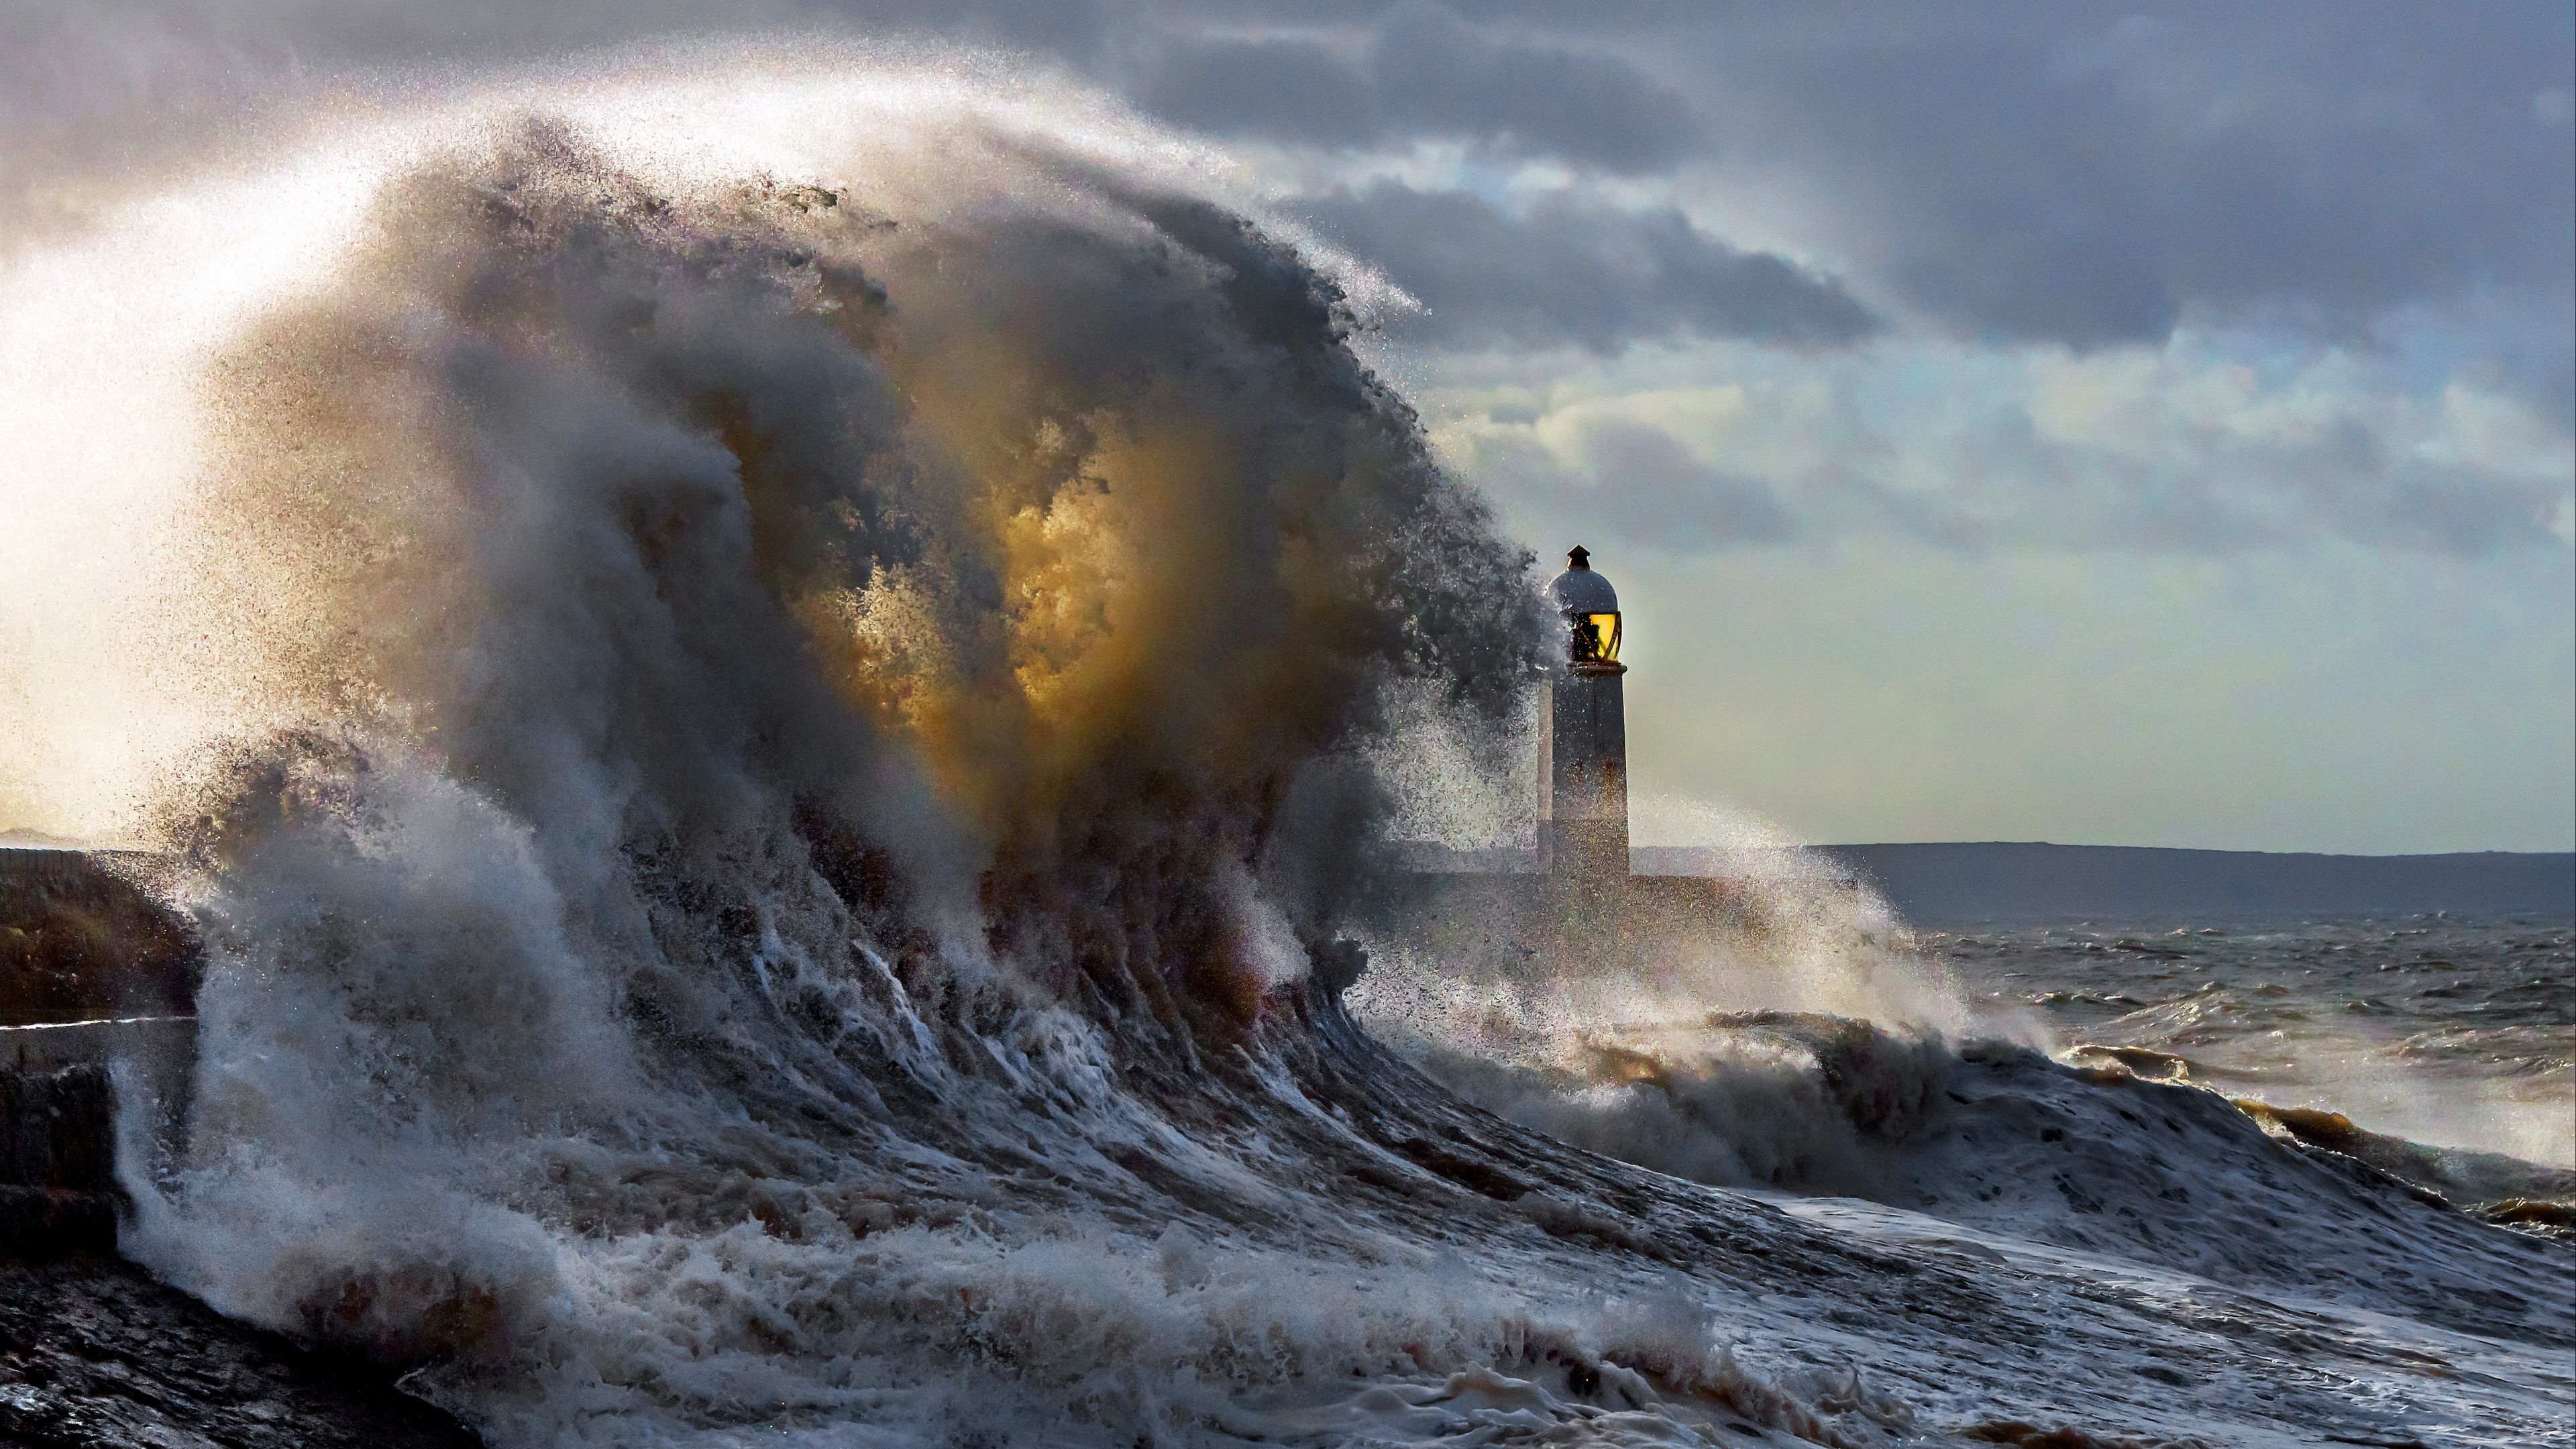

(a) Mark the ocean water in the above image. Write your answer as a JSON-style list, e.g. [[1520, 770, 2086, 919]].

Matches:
[[0, 50, 2565, 1448], [1939, 914, 2576, 1173]]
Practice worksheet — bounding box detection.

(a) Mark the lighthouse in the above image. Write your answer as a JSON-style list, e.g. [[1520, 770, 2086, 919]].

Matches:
[[1538, 546, 1628, 877], [1366, 543, 1737, 984]]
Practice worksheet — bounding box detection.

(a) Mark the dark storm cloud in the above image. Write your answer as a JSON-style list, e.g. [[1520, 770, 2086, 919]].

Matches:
[[1305, 181, 1878, 354], [17, 3, 2567, 335], [7, 1, 2568, 416], [1133, 1, 1698, 173], [1673, 4, 2576, 354], [1144, 3, 2573, 392]]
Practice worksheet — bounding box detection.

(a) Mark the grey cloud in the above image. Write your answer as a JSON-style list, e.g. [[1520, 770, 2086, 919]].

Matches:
[[0, 0, 1113, 246], [1474, 405, 2568, 561], [1908, 396, 2573, 558], [1151, 3, 2571, 392], [1576, 422, 1799, 547], [1134, 1, 1697, 173], [1469, 424, 1804, 555], [1304, 181, 1879, 353], [7, 1, 2566, 428], [1191, 3, 2569, 410], [5, 0, 1107, 62], [2458, 307, 2576, 438], [1673, 4, 2575, 354], [1128, 34, 1381, 149], [2264, 419, 2571, 558], [0, 8, 278, 237]]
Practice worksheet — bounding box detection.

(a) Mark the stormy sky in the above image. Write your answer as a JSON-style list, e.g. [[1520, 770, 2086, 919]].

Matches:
[[6, 1, 2571, 852]]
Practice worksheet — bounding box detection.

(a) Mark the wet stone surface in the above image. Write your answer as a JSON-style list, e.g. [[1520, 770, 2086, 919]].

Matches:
[[0, 1256, 482, 1448]]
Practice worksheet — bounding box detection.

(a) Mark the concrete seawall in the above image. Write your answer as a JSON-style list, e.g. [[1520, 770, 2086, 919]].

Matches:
[[1, 845, 199, 1026], [0, 1061, 121, 1257], [0, 1019, 198, 1260], [0, 849, 484, 1443], [1, 848, 201, 1260]]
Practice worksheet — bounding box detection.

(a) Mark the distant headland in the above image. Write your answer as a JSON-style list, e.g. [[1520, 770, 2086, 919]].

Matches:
[[1637, 842, 2576, 924]]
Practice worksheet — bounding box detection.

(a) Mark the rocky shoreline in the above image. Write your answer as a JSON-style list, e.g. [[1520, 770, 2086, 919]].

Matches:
[[1, 1253, 485, 1448], [3, 847, 485, 1448], [1, 1058, 487, 1448]]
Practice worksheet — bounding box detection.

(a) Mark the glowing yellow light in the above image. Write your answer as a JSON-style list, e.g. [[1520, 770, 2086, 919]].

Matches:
[[1582, 612, 1621, 664]]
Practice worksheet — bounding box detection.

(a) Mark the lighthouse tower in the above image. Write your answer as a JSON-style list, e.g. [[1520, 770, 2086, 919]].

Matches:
[[1538, 546, 1628, 877]]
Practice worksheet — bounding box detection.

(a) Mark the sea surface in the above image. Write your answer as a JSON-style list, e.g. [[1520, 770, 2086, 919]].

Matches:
[[1937, 913, 2576, 1174]]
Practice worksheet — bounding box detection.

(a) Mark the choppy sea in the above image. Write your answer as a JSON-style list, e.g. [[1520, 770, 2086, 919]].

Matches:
[[1941, 913, 2575, 1177]]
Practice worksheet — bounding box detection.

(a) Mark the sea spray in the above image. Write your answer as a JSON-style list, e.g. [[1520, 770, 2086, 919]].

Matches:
[[97, 87, 1637, 1439]]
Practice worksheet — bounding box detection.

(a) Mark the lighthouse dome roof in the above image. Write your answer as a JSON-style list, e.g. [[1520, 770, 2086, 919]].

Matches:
[[1546, 546, 1618, 614]]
